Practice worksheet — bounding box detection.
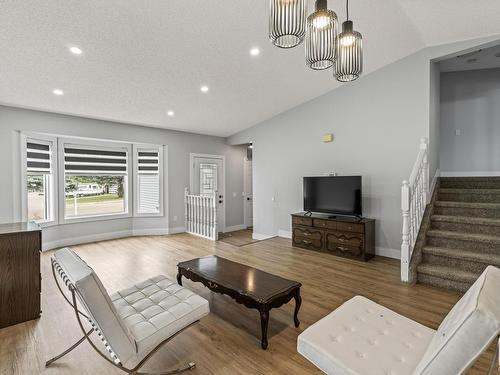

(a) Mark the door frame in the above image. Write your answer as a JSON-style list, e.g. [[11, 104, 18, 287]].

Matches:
[[243, 156, 253, 229], [189, 153, 226, 232]]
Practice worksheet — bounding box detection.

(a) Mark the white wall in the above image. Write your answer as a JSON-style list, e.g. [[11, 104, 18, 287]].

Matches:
[[440, 68, 500, 174], [228, 35, 500, 258], [0, 105, 245, 249]]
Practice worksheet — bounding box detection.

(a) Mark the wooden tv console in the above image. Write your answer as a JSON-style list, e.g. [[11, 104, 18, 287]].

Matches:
[[291, 213, 375, 261]]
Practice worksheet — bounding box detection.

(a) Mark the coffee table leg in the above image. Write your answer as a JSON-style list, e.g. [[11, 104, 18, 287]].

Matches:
[[260, 309, 269, 350], [293, 288, 302, 328], [176, 271, 183, 286]]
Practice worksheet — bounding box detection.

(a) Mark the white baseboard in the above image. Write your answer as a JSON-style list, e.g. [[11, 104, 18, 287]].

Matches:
[[43, 230, 133, 251], [132, 228, 169, 236], [168, 226, 186, 234], [43, 228, 180, 251], [278, 230, 292, 239], [224, 224, 246, 233], [252, 233, 275, 241], [376, 247, 400, 259], [441, 171, 500, 177]]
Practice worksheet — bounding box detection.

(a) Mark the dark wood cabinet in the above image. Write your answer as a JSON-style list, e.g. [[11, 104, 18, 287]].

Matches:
[[291, 213, 375, 261], [0, 222, 41, 329]]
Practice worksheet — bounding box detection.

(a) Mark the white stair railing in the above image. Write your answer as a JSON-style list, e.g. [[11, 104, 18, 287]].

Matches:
[[184, 188, 218, 240], [401, 138, 429, 282]]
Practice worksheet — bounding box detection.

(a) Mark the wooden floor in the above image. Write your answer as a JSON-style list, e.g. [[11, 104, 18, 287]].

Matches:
[[0, 234, 498, 375], [218, 229, 260, 247]]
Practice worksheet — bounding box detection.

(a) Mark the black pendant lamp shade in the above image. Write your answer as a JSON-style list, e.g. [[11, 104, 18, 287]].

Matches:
[[269, 0, 306, 49], [335, 0, 363, 82], [305, 0, 338, 70]]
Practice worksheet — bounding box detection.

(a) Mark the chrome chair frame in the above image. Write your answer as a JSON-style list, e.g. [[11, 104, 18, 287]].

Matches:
[[46, 257, 197, 375]]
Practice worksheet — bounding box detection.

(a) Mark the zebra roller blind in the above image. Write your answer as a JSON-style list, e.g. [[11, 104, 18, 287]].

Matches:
[[136, 149, 160, 214], [27, 140, 52, 174], [64, 146, 128, 175]]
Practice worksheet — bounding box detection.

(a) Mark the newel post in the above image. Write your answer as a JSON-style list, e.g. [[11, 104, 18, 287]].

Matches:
[[213, 190, 218, 241], [184, 187, 189, 232], [401, 180, 410, 282]]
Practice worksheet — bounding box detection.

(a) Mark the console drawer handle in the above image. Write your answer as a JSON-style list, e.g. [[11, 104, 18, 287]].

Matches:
[[208, 281, 218, 289], [338, 246, 349, 252], [302, 231, 311, 236], [302, 240, 312, 245]]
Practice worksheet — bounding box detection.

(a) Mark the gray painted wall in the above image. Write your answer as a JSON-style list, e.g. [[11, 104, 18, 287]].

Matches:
[[440, 68, 500, 173], [229, 36, 500, 258], [229, 51, 431, 256], [0, 105, 245, 248], [429, 61, 441, 182]]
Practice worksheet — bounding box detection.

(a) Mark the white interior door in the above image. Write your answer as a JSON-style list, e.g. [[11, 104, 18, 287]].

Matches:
[[244, 158, 253, 228], [191, 155, 225, 232]]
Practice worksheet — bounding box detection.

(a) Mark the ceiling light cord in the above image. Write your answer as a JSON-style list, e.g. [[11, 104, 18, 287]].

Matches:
[[346, 0, 349, 21]]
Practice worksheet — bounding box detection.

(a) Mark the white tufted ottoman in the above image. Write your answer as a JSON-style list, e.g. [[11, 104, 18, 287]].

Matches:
[[298, 296, 435, 375], [298, 266, 500, 375]]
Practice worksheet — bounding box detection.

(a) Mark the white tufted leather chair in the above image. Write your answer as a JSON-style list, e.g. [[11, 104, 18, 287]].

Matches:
[[47, 248, 210, 374], [298, 266, 500, 375]]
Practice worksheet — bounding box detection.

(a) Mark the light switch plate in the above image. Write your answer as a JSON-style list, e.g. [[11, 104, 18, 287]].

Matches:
[[322, 133, 334, 143], [455, 129, 461, 136]]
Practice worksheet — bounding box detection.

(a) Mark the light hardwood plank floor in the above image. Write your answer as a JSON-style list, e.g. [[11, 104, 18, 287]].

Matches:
[[0, 234, 498, 375]]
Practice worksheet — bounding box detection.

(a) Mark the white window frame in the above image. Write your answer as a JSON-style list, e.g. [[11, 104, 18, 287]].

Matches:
[[21, 132, 58, 227], [57, 137, 132, 224], [133, 144, 164, 217]]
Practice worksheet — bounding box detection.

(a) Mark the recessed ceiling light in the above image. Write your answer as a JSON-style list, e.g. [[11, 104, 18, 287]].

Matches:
[[69, 46, 82, 55], [167, 110, 175, 117], [250, 47, 260, 56], [52, 89, 64, 96], [200, 85, 209, 93]]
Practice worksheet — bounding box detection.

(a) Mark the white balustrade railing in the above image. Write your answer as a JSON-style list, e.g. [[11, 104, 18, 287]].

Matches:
[[184, 188, 218, 240], [401, 138, 429, 282]]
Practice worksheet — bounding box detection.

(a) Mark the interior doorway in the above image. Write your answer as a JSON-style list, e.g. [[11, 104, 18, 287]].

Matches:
[[190, 153, 225, 234]]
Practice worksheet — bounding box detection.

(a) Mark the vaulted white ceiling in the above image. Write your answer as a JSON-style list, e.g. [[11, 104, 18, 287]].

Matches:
[[1, 1, 499, 137]]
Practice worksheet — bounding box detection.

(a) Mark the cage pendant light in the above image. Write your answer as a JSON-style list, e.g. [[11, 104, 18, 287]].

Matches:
[[335, 0, 363, 82], [306, 0, 338, 70], [269, 0, 306, 49]]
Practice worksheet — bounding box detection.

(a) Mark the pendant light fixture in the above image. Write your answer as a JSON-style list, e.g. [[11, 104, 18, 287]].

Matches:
[[269, 0, 306, 49], [305, 0, 338, 70], [335, 0, 363, 82]]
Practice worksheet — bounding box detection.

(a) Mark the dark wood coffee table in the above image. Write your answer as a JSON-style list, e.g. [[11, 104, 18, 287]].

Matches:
[[177, 255, 302, 350]]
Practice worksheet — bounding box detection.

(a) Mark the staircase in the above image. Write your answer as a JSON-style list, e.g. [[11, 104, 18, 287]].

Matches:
[[417, 177, 500, 292]]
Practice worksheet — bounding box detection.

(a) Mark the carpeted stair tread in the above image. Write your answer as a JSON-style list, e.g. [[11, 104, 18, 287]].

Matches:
[[427, 230, 500, 245], [440, 188, 500, 194], [417, 263, 480, 283], [422, 246, 500, 266], [434, 201, 500, 209], [431, 215, 500, 226]]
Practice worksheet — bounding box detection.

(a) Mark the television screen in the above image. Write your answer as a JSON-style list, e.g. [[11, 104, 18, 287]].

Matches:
[[303, 176, 362, 216]]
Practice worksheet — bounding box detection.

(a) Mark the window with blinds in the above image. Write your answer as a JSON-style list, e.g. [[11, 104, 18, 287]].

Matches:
[[135, 148, 161, 215], [64, 147, 127, 175], [27, 141, 51, 174], [62, 142, 129, 219], [25, 138, 55, 223]]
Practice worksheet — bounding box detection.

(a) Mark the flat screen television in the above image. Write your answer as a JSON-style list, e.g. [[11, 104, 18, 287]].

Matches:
[[303, 176, 362, 217]]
